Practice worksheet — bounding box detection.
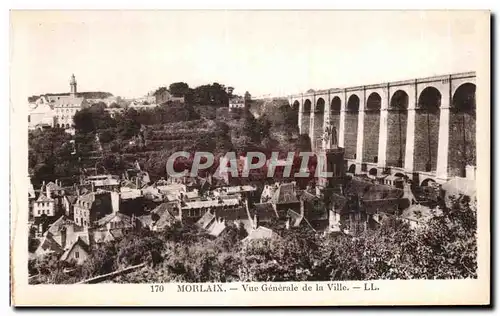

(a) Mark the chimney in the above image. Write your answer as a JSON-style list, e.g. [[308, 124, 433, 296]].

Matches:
[[46, 182, 51, 198], [111, 191, 120, 214], [61, 226, 67, 250], [252, 214, 258, 229]]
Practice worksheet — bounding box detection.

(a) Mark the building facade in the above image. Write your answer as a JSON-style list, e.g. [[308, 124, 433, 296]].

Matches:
[[28, 74, 90, 130], [229, 97, 245, 110]]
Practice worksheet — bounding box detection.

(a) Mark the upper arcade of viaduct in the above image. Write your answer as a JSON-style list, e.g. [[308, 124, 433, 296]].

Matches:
[[287, 71, 477, 185]]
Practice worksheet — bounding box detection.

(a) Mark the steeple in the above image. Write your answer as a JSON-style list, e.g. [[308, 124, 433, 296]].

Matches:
[[70, 74, 77, 97]]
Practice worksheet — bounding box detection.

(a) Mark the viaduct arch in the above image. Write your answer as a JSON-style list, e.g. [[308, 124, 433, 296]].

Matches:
[[288, 71, 476, 184]]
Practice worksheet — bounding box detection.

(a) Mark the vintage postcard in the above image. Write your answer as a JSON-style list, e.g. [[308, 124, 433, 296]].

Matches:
[[10, 10, 490, 306]]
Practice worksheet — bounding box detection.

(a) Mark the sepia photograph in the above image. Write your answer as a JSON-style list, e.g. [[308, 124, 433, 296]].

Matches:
[[10, 10, 490, 306]]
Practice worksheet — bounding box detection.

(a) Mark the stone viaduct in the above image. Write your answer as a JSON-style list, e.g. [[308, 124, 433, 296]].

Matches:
[[288, 72, 476, 186]]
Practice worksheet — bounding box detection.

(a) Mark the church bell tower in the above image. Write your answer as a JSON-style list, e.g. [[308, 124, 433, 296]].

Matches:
[[70, 74, 77, 97]]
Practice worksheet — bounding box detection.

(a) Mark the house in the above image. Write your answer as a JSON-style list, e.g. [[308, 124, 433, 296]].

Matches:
[[34, 233, 64, 257], [32, 192, 56, 219], [180, 198, 242, 222], [228, 97, 245, 110], [62, 195, 78, 218], [195, 211, 227, 237], [250, 203, 278, 226], [213, 185, 257, 200], [45, 180, 65, 198], [285, 209, 316, 232], [264, 182, 301, 218], [43, 215, 88, 250], [299, 191, 330, 231], [95, 212, 135, 231], [91, 228, 123, 244], [156, 183, 187, 201], [28, 96, 55, 130], [400, 204, 441, 230], [155, 89, 185, 105], [51, 95, 88, 129], [73, 191, 120, 228], [105, 107, 125, 118], [47, 74, 90, 128], [141, 185, 164, 202], [28, 176, 36, 200], [440, 177, 476, 207], [242, 226, 275, 242], [60, 237, 90, 265], [84, 174, 121, 192], [137, 202, 179, 231]]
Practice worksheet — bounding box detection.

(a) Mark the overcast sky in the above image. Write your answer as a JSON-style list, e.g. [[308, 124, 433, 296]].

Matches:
[[11, 10, 486, 100]]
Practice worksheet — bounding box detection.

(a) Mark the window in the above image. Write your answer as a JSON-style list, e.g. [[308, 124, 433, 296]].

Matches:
[[75, 251, 79, 259]]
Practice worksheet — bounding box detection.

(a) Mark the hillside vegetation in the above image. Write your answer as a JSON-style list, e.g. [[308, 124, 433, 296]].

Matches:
[[29, 98, 301, 186]]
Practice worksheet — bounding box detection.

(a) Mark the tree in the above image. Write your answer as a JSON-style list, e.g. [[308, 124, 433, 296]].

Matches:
[[28, 128, 78, 185], [116, 230, 164, 267], [192, 83, 229, 106], [81, 242, 118, 279], [73, 109, 95, 133], [169, 82, 191, 98]]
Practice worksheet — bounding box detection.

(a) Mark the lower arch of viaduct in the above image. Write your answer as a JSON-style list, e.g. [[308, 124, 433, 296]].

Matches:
[[289, 72, 477, 185]]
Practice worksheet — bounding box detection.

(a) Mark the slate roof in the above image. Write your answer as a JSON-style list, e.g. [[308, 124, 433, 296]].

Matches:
[[45, 215, 78, 236], [46, 181, 63, 191], [243, 226, 275, 241], [65, 195, 78, 205], [183, 198, 240, 210], [206, 220, 226, 237], [95, 212, 132, 228], [60, 237, 89, 261], [36, 233, 64, 255], [49, 95, 86, 108], [287, 209, 303, 227], [401, 204, 435, 224], [196, 211, 216, 230], [271, 182, 299, 204], [251, 203, 278, 222], [150, 202, 179, 230], [77, 192, 96, 205], [299, 190, 319, 202], [441, 177, 476, 200], [36, 193, 53, 203], [287, 209, 316, 231], [345, 178, 403, 200], [214, 205, 248, 221]]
